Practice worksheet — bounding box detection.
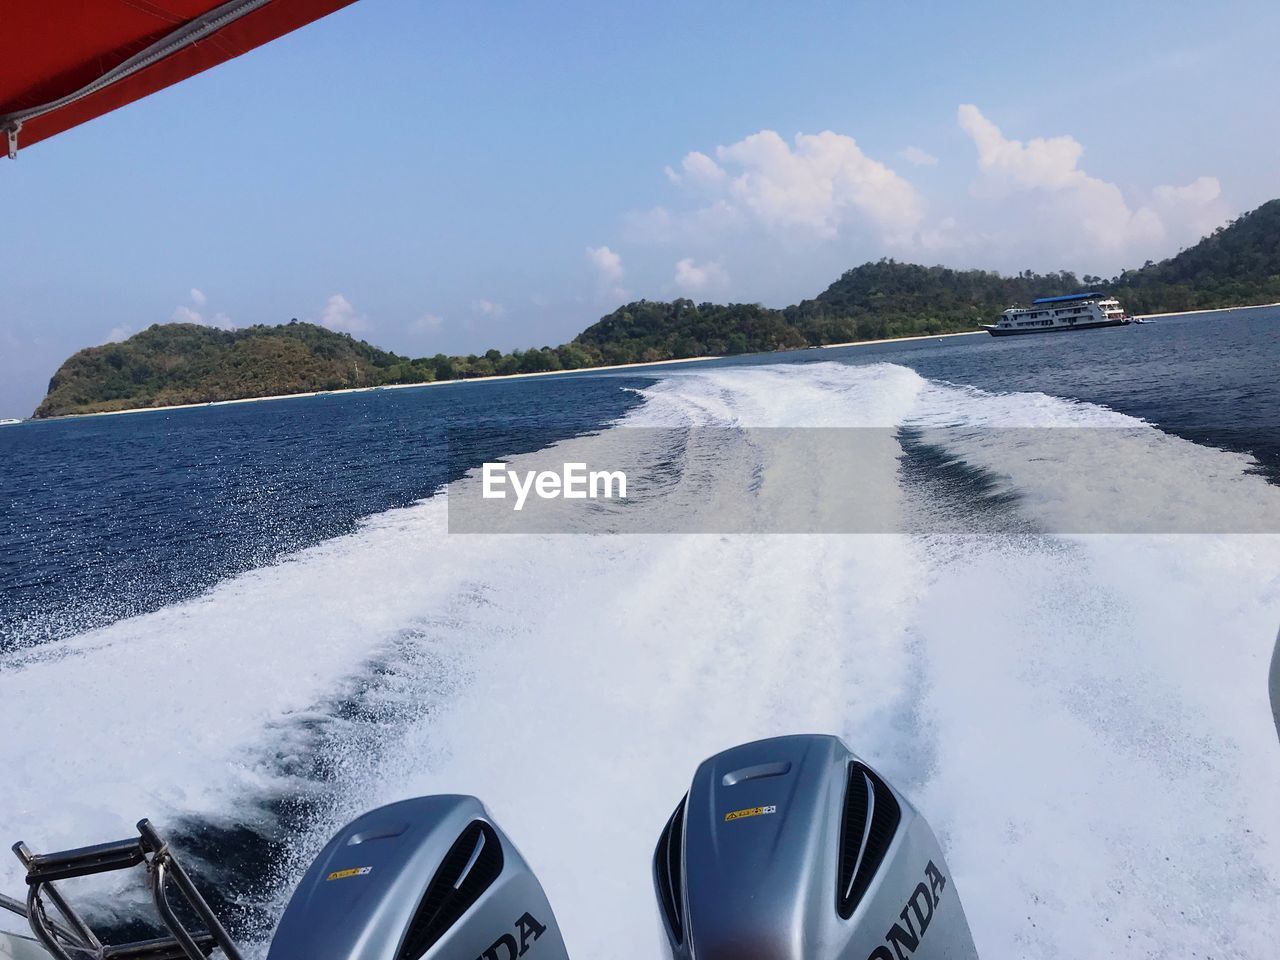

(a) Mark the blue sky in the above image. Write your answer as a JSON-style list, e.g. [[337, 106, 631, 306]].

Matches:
[[3, 0, 1279, 417]]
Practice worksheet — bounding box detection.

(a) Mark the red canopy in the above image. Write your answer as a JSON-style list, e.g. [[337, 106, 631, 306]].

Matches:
[[1, 0, 359, 158]]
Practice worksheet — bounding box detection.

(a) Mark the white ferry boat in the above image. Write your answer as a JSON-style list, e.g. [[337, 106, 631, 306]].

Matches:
[[983, 292, 1129, 337], [0, 418, 22, 426]]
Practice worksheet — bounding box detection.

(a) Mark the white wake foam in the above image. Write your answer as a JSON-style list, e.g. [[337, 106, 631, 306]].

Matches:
[[1, 361, 1278, 958]]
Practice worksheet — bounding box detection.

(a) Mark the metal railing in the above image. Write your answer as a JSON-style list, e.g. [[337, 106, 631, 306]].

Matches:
[[5, 821, 243, 960]]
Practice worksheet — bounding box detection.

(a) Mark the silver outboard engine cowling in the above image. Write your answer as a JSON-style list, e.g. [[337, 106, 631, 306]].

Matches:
[[654, 735, 978, 960], [267, 795, 569, 960]]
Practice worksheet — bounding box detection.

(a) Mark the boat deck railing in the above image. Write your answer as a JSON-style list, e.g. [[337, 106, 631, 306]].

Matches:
[[2, 821, 242, 960]]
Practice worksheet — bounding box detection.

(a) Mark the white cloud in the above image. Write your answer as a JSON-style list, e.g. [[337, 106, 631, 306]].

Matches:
[[105, 325, 133, 343], [959, 104, 1087, 192], [319, 293, 370, 334], [649, 130, 922, 246], [471, 299, 506, 319], [606, 110, 1227, 302], [171, 288, 234, 330], [674, 257, 729, 294], [900, 146, 938, 167], [719, 130, 922, 240], [917, 216, 959, 251], [623, 205, 674, 242], [623, 200, 742, 246], [586, 245, 629, 300], [586, 245, 623, 283], [664, 150, 727, 189], [1151, 175, 1227, 246], [1152, 175, 1220, 207], [411, 313, 444, 336], [171, 304, 235, 330], [955, 104, 1225, 264]]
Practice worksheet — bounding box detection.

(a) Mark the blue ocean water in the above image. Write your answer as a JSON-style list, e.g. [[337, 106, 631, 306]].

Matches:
[[1, 306, 1277, 649], [0, 376, 647, 648], [693, 305, 1280, 482], [1, 307, 1279, 957]]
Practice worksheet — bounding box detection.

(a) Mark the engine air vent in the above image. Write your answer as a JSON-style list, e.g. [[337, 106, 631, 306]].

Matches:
[[653, 794, 688, 945], [396, 820, 504, 960], [836, 762, 901, 919]]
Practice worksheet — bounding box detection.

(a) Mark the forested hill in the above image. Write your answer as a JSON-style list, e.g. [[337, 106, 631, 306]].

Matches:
[[34, 198, 1280, 417], [567, 268, 1077, 363], [1111, 198, 1280, 312], [574, 198, 1280, 357], [572, 301, 807, 365], [35, 323, 404, 418], [780, 262, 1083, 346]]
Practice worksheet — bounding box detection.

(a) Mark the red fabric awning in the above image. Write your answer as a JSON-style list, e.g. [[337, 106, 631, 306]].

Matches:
[[1, 0, 359, 157]]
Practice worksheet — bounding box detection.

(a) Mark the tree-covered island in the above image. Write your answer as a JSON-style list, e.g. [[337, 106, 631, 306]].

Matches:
[[33, 198, 1280, 418]]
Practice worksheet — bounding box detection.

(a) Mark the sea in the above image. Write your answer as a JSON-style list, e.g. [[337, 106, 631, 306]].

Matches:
[[1, 307, 1279, 957]]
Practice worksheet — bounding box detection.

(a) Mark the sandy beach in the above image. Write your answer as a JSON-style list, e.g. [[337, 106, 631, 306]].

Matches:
[[1135, 301, 1280, 319], [818, 329, 985, 349]]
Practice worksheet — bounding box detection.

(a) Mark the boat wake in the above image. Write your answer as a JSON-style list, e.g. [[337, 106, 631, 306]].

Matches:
[[2, 361, 1278, 958]]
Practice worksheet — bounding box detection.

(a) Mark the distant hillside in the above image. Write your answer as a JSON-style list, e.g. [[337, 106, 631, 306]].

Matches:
[[782, 262, 1084, 344], [34, 198, 1280, 417], [35, 322, 405, 418], [568, 266, 1080, 364], [573, 301, 806, 364], [1112, 198, 1280, 313], [574, 199, 1280, 358]]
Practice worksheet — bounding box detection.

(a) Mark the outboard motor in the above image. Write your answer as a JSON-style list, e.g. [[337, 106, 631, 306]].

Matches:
[[268, 795, 568, 960], [654, 735, 978, 960], [3, 737, 976, 960], [1270, 626, 1279, 744]]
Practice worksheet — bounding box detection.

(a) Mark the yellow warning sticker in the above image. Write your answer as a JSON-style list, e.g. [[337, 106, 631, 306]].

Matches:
[[325, 866, 374, 881], [724, 804, 777, 822]]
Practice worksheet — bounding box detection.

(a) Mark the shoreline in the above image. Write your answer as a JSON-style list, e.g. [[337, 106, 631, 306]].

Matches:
[[818, 329, 984, 350], [43, 352, 727, 421], [1134, 301, 1280, 320], [27, 302, 1280, 422], [42, 330, 988, 422]]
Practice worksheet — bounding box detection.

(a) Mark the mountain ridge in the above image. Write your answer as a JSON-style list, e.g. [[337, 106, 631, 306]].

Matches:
[[33, 199, 1280, 417]]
